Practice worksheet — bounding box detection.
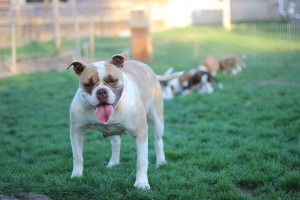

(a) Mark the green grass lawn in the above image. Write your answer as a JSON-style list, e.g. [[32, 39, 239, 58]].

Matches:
[[1, 25, 300, 200]]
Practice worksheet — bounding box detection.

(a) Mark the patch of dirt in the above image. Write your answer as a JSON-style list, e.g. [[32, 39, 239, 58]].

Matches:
[[0, 193, 52, 200], [240, 188, 257, 197]]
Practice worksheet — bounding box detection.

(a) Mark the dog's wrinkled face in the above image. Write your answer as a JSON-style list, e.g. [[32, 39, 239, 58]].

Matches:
[[68, 54, 127, 122]]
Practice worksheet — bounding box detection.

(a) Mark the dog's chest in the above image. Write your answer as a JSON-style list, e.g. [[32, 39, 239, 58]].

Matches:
[[87, 122, 127, 137]]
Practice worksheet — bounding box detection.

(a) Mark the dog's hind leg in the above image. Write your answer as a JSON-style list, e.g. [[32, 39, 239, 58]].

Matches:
[[107, 135, 121, 168], [153, 118, 167, 168], [148, 96, 167, 168]]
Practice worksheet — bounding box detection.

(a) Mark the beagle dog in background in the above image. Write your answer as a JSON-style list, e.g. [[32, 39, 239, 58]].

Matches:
[[218, 55, 246, 75]]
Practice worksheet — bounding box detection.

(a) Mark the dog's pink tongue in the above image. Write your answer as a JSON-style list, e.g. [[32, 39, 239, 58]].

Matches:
[[95, 105, 113, 122]]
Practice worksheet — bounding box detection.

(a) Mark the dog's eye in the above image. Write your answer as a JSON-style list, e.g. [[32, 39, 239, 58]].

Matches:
[[83, 83, 94, 89], [109, 79, 118, 86]]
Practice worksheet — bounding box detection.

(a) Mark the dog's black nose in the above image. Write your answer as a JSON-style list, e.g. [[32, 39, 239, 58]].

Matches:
[[96, 88, 108, 101]]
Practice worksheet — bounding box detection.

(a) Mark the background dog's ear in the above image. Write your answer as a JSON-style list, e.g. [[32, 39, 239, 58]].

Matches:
[[67, 62, 86, 75], [109, 53, 129, 68]]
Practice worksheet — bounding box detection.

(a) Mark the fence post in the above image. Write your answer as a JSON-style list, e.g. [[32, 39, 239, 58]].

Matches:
[[10, 0, 20, 74], [43, 0, 50, 11], [53, 0, 61, 50], [69, 0, 76, 10], [71, 1, 81, 59], [11, 23, 17, 74], [89, 22, 95, 59], [74, 19, 81, 59], [223, 0, 231, 30], [130, 10, 153, 62], [286, 23, 291, 66], [194, 40, 200, 61]]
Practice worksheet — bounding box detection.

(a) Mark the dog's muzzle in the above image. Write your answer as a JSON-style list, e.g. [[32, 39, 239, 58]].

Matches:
[[94, 88, 123, 122], [96, 88, 109, 103]]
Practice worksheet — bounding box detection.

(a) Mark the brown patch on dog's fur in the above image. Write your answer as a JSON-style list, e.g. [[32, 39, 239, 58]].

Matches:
[[67, 62, 86, 75], [179, 73, 193, 84], [108, 53, 129, 68], [185, 71, 207, 89], [79, 66, 99, 94], [103, 63, 124, 94]]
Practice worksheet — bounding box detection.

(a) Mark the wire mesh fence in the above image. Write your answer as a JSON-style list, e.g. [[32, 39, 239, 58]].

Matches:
[[190, 23, 300, 68]]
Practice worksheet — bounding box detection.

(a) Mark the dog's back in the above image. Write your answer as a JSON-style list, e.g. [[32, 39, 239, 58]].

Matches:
[[219, 55, 243, 71], [122, 60, 161, 106]]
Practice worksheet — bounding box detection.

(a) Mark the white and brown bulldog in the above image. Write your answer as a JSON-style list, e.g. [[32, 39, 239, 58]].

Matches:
[[67, 53, 181, 189]]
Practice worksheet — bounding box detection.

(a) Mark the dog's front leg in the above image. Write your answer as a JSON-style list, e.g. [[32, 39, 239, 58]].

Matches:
[[107, 135, 121, 168], [70, 125, 85, 178], [133, 131, 150, 189]]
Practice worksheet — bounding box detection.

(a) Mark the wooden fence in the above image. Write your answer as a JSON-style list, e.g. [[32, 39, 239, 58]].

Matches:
[[0, 0, 234, 77]]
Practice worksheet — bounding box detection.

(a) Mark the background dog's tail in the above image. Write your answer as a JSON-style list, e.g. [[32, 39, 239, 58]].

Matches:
[[156, 71, 184, 81], [164, 67, 174, 75]]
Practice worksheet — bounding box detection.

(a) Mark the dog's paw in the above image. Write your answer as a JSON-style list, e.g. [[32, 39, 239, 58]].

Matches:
[[134, 181, 150, 190], [156, 160, 167, 168], [71, 169, 83, 178], [106, 161, 120, 168]]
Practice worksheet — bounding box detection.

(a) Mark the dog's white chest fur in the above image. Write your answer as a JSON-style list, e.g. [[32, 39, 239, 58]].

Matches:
[[87, 123, 127, 136]]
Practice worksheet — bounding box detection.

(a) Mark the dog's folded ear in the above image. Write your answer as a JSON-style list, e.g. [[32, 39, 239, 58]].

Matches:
[[109, 53, 129, 68], [67, 62, 86, 76]]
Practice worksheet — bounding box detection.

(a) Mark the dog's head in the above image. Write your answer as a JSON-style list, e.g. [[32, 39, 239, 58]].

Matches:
[[203, 56, 218, 76], [68, 53, 128, 122], [160, 80, 175, 100], [167, 73, 192, 94]]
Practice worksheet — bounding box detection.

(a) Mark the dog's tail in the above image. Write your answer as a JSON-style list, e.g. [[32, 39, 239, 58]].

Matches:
[[164, 67, 174, 75], [156, 71, 184, 81]]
